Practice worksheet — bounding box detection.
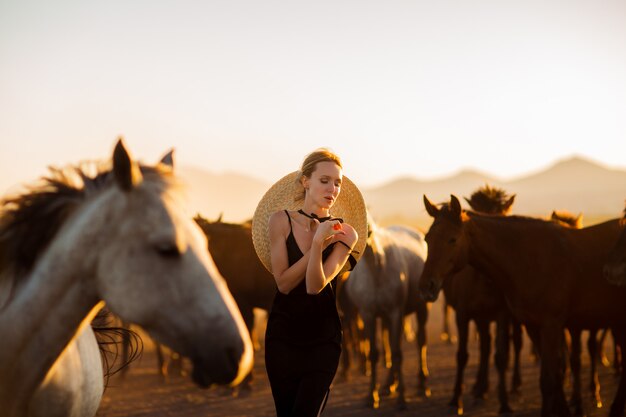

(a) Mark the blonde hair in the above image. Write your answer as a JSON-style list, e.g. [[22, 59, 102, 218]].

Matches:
[[295, 148, 342, 201]]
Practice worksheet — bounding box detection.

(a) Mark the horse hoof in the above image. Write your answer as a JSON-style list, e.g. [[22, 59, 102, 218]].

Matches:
[[417, 386, 432, 398], [591, 397, 603, 409], [365, 394, 380, 409], [498, 404, 513, 414]]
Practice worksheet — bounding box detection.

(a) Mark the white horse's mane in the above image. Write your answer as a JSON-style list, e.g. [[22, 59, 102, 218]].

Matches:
[[0, 162, 174, 308]]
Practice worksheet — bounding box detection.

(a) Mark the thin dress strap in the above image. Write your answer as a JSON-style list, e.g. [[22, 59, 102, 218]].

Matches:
[[284, 209, 293, 232]]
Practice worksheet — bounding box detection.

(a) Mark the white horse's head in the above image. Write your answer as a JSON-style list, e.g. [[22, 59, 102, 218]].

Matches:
[[73, 140, 253, 387]]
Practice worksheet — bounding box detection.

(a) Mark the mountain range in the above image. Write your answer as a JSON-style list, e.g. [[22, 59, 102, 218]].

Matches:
[[178, 156, 626, 229]]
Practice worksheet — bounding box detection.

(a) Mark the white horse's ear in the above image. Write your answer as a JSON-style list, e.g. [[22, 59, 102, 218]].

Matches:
[[160, 149, 175, 168], [113, 137, 143, 191]]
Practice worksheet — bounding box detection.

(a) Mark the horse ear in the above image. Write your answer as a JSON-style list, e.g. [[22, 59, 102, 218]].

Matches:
[[423, 195, 439, 218], [217, 212, 223, 223], [159, 148, 175, 168], [503, 194, 516, 213], [450, 195, 462, 217], [113, 138, 143, 191]]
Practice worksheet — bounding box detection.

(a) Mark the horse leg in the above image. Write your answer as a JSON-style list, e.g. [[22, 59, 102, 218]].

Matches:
[[380, 316, 396, 397], [362, 312, 380, 408], [416, 299, 431, 397], [441, 295, 455, 344], [339, 317, 354, 382], [568, 327, 583, 416], [234, 304, 255, 395], [598, 328, 611, 367], [539, 323, 571, 417], [472, 318, 491, 400], [494, 312, 512, 414], [587, 328, 603, 409], [511, 318, 523, 394], [388, 310, 407, 410], [609, 328, 626, 417], [615, 333, 623, 376], [155, 342, 168, 378], [450, 311, 470, 415]]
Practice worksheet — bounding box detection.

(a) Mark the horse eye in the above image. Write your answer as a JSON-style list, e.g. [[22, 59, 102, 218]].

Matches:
[[154, 243, 181, 258], [448, 238, 457, 244]]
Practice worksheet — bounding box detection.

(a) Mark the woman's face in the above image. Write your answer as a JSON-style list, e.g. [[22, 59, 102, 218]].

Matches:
[[303, 161, 342, 209]]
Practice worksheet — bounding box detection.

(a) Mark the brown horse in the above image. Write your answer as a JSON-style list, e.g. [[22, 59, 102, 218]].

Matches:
[[419, 195, 626, 417], [604, 207, 626, 286], [441, 186, 522, 415], [194, 215, 276, 390], [550, 210, 607, 411]]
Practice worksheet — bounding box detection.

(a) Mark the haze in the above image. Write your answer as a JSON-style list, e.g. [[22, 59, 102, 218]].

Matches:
[[1, 0, 625, 193]]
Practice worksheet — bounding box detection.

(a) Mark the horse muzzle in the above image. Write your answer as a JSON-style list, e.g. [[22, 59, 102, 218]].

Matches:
[[190, 344, 247, 388], [418, 278, 440, 302]]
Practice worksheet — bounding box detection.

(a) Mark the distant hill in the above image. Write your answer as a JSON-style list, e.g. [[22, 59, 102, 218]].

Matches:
[[177, 156, 626, 226], [363, 156, 626, 226]]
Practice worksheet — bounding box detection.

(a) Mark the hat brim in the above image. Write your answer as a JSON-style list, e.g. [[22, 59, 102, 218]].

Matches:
[[252, 171, 367, 274]]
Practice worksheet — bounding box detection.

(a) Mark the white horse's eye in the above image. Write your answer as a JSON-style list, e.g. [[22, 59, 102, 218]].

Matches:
[[154, 243, 181, 258]]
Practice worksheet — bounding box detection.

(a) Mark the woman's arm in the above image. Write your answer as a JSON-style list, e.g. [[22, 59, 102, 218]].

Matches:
[[305, 222, 358, 294], [268, 211, 310, 294]]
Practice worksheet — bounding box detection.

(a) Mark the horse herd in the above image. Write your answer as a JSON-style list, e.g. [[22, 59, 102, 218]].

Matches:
[[0, 140, 625, 417]]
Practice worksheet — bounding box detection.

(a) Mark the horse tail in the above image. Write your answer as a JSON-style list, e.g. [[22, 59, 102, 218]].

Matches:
[[91, 307, 144, 387]]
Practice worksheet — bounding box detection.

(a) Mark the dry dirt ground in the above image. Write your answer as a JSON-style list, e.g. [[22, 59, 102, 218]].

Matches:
[[97, 298, 621, 417]]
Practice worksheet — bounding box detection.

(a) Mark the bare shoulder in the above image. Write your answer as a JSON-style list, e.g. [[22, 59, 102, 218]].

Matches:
[[268, 210, 290, 235]]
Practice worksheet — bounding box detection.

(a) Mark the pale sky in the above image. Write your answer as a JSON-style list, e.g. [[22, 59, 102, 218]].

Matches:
[[1, 0, 625, 192]]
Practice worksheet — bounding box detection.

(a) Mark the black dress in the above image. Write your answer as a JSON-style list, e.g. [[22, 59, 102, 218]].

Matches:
[[264, 210, 347, 417]]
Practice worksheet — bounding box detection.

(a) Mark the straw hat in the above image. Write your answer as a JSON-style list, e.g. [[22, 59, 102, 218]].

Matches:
[[252, 171, 368, 274]]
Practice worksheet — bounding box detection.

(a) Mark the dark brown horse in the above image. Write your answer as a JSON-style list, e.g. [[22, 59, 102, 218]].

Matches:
[[194, 215, 276, 390], [550, 210, 606, 411], [419, 195, 626, 417], [604, 207, 626, 286], [440, 186, 522, 415]]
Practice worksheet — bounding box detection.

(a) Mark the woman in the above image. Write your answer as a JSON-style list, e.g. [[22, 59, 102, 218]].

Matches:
[[252, 148, 367, 417]]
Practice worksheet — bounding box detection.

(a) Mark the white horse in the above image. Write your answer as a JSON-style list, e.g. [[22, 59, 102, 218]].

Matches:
[[0, 139, 253, 417], [344, 215, 430, 409]]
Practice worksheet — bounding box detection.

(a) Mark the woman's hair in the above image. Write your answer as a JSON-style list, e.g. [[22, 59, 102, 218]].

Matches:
[[295, 148, 342, 201]]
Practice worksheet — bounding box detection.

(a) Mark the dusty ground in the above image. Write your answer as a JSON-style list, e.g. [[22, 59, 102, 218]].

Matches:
[[97, 298, 621, 417]]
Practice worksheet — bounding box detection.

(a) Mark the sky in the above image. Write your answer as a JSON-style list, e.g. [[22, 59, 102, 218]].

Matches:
[[1, 0, 625, 193]]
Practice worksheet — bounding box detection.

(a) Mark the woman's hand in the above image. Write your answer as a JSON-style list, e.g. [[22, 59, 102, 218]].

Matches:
[[312, 219, 345, 246]]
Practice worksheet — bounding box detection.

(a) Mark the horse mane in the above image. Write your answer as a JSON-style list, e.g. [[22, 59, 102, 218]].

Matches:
[[0, 162, 170, 284], [91, 307, 143, 388], [464, 184, 515, 214], [363, 212, 386, 272], [550, 210, 583, 228]]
